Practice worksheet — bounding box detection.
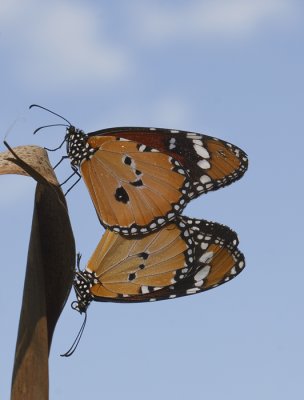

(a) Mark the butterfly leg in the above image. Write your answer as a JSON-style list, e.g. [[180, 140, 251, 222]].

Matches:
[[53, 155, 69, 169], [62, 166, 82, 195]]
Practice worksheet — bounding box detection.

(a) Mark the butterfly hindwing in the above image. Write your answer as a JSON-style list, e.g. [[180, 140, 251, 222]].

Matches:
[[73, 216, 245, 309]]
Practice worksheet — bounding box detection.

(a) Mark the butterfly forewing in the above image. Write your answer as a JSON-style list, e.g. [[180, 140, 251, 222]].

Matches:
[[74, 216, 245, 306], [80, 135, 190, 236], [88, 127, 248, 199]]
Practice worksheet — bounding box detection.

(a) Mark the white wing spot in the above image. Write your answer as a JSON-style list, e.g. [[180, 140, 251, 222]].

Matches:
[[186, 287, 200, 294], [197, 159, 211, 169], [200, 175, 211, 184], [194, 144, 209, 159], [200, 242, 209, 250], [141, 286, 150, 294], [230, 266, 237, 275], [199, 251, 214, 263], [187, 133, 201, 139], [195, 265, 211, 281]]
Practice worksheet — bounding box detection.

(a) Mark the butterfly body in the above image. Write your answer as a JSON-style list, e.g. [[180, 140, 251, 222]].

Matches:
[[66, 127, 96, 167], [65, 125, 248, 237]]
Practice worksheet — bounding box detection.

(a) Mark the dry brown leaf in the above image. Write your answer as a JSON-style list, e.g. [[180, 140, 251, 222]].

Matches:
[[0, 145, 58, 186]]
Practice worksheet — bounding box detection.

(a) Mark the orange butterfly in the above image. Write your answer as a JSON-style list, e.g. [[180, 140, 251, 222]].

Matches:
[[31, 105, 248, 236], [72, 216, 245, 311], [62, 215, 245, 356]]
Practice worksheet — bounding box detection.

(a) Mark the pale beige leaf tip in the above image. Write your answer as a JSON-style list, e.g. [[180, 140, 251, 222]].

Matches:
[[0, 145, 59, 186]]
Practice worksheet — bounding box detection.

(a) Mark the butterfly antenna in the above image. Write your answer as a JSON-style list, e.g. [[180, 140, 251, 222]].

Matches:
[[29, 104, 72, 125], [33, 124, 69, 135], [60, 310, 87, 357]]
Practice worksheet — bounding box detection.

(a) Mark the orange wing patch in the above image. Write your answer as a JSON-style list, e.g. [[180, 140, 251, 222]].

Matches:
[[88, 223, 188, 298], [81, 137, 189, 235], [203, 243, 238, 287], [204, 139, 242, 181]]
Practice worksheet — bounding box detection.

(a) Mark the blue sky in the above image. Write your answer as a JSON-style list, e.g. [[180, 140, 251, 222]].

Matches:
[[1, 0, 304, 399]]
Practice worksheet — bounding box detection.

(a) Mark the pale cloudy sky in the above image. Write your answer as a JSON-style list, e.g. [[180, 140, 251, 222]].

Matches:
[[1, 1, 303, 399]]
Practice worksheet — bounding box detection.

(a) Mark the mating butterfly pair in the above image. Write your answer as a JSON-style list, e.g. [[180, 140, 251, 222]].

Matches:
[[31, 105, 247, 339]]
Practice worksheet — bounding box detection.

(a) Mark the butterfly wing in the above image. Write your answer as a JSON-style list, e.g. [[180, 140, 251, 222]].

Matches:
[[75, 216, 245, 305], [80, 135, 191, 236], [88, 127, 248, 199]]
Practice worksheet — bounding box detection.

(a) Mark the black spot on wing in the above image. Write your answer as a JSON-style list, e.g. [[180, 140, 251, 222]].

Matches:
[[128, 273, 136, 281], [115, 186, 129, 203], [138, 252, 149, 260], [130, 179, 143, 187], [124, 156, 132, 165]]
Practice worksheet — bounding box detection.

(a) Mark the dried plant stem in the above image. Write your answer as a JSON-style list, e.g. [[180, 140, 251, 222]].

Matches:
[[1, 145, 75, 400]]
